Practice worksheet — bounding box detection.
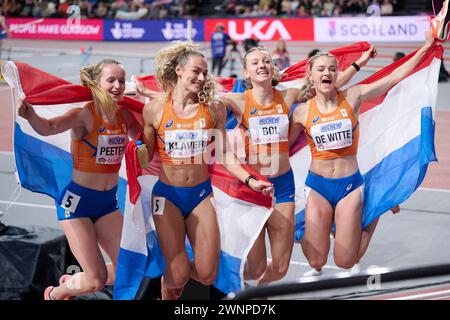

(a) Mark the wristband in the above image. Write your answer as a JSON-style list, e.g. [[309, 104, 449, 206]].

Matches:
[[352, 62, 360, 72], [244, 175, 256, 188]]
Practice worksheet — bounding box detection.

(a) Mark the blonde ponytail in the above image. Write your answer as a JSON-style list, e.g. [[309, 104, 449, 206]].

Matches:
[[80, 59, 122, 121]]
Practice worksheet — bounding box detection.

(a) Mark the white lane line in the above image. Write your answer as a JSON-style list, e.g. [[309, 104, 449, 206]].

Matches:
[[418, 187, 450, 194], [0, 200, 54, 210], [388, 289, 450, 300]]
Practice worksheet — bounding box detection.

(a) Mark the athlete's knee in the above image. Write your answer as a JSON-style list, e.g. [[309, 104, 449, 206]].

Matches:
[[334, 255, 358, 270], [307, 255, 327, 270], [197, 266, 218, 286], [84, 272, 108, 292], [245, 260, 267, 280], [167, 263, 191, 288], [270, 259, 290, 280]]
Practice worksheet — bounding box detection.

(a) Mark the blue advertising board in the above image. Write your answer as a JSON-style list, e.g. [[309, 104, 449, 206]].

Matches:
[[103, 19, 205, 41]]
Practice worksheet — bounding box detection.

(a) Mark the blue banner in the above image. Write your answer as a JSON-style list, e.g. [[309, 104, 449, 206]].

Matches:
[[103, 19, 205, 41]]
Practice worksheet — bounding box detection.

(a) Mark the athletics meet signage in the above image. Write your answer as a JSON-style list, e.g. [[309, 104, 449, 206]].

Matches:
[[6, 16, 430, 42], [7, 18, 103, 40], [314, 16, 431, 42]]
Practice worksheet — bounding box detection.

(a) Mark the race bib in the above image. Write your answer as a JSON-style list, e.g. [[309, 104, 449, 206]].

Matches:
[[60, 191, 81, 213], [96, 134, 128, 165], [165, 130, 209, 158], [248, 114, 289, 145], [153, 197, 165, 215], [310, 119, 353, 151]]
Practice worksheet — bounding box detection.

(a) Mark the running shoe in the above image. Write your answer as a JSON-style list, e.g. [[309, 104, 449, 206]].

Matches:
[[431, 0, 450, 41], [303, 268, 322, 277]]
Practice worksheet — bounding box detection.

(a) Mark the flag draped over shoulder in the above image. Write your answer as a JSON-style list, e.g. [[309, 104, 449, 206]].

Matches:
[[1, 61, 142, 212]]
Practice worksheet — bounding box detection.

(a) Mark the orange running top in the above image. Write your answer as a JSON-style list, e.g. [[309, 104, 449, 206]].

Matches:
[[71, 102, 128, 173], [304, 92, 359, 160], [240, 88, 290, 155], [156, 97, 215, 166]]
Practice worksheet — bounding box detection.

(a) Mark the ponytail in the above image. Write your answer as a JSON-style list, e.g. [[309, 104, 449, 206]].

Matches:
[[80, 59, 122, 121]]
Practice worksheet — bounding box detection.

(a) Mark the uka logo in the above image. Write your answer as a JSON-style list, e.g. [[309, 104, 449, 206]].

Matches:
[[227, 20, 292, 41]]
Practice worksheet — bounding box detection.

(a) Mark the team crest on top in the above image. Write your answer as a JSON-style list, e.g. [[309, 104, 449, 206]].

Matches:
[[312, 116, 320, 123], [99, 126, 106, 133], [198, 118, 206, 128], [250, 107, 257, 115], [165, 119, 174, 128], [340, 109, 348, 118]]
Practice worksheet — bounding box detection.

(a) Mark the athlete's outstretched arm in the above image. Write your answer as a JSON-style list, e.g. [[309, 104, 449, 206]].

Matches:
[[16, 99, 88, 136], [350, 30, 435, 104]]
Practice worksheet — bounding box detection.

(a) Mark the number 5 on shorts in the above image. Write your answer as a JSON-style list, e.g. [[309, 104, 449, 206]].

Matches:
[[153, 197, 165, 215], [60, 191, 81, 213]]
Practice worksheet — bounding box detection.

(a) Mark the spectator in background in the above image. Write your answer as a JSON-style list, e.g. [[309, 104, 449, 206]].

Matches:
[[222, 40, 243, 76], [272, 39, 290, 70], [57, 0, 69, 18], [19, 0, 34, 17], [323, 0, 335, 16], [115, 1, 149, 20], [45, 1, 58, 17], [296, 5, 309, 17], [380, 0, 394, 15], [210, 23, 231, 76], [94, 2, 110, 19]]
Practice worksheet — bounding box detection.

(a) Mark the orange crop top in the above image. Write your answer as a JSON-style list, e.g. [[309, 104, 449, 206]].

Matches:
[[304, 92, 359, 160], [71, 102, 128, 173], [240, 88, 290, 155], [156, 97, 215, 166]]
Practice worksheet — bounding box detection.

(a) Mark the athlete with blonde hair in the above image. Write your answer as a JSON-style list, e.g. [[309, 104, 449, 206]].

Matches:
[[140, 41, 272, 300], [17, 59, 139, 300]]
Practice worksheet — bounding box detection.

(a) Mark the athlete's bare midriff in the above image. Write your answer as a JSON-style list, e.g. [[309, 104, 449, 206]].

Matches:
[[72, 169, 119, 191], [309, 155, 359, 178], [246, 151, 291, 178], [159, 163, 210, 187]]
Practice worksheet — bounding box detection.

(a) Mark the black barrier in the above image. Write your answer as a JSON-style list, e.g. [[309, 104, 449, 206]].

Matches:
[[0, 223, 72, 300], [228, 264, 450, 300]]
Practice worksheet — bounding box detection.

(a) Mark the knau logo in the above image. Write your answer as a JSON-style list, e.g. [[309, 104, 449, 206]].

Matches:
[[228, 20, 291, 41]]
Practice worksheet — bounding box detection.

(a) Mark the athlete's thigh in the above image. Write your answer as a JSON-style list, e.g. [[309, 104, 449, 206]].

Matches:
[[304, 189, 334, 247], [186, 195, 220, 264], [60, 218, 106, 275], [334, 188, 363, 256], [266, 202, 295, 261], [152, 196, 187, 263], [94, 210, 123, 266]]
